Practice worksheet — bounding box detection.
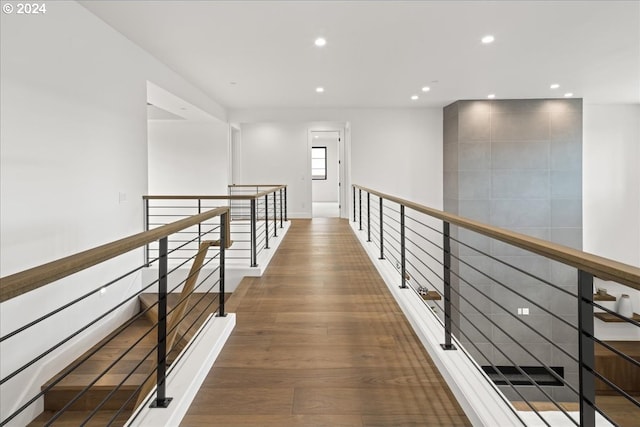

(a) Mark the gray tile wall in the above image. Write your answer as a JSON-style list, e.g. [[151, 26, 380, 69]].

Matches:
[[443, 99, 583, 402]]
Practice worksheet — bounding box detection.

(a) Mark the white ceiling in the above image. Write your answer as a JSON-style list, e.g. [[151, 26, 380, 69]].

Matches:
[[82, 1, 640, 110]]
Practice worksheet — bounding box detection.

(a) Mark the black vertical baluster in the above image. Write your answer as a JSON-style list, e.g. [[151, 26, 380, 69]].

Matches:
[[250, 198, 257, 267], [358, 189, 362, 231], [379, 197, 384, 260], [273, 191, 277, 237], [151, 237, 172, 408], [578, 270, 595, 427], [400, 205, 406, 289], [441, 221, 455, 350], [279, 188, 284, 228], [197, 199, 202, 246], [353, 186, 356, 222], [284, 187, 288, 222], [367, 192, 371, 242], [219, 212, 227, 317], [264, 195, 270, 249], [144, 198, 150, 266]]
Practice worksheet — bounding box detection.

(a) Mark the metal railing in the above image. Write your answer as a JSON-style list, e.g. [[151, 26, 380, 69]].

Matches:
[[353, 185, 640, 427], [0, 208, 230, 426], [144, 185, 287, 268]]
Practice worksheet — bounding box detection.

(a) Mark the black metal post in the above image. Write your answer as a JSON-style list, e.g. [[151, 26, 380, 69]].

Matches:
[[151, 237, 172, 408], [353, 186, 356, 222], [264, 195, 270, 249], [218, 212, 227, 317], [378, 197, 384, 260], [366, 192, 371, 242], [284, 187, 288, 222], [578, 270, 595, 427], [441, 221, 456, 350], [144, 198, 150, 266], [279, 188, 284, 228], [400, 205, 407, 289], [273, 191, 277, 237], [197, 199, 202, 246], [358, 189, 362, 231], [250, 198, 257, 267]]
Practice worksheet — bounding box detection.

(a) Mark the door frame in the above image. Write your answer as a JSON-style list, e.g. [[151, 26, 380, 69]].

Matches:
[[307, 126, 349, 218]]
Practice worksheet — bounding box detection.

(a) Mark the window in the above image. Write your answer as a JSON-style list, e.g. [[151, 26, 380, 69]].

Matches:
[[312, 147, 327, 180]]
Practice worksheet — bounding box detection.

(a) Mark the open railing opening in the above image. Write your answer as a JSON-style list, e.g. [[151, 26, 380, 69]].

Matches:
[[144, 185, 287, 268], [0, 208, 230, 426], [352, 185, 640, 427]]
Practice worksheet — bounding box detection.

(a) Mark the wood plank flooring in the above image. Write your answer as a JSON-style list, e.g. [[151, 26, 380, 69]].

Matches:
[[180, 218, 471, 427]]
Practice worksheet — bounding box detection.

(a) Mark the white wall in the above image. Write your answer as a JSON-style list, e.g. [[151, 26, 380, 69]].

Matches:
[[0, 3, 227, 424], [148, 120, 229, 195], [232, 108, 443, 217], [238, 122, 313, 218], [348, 109, 443, 209], [584, 103, 640, 340]]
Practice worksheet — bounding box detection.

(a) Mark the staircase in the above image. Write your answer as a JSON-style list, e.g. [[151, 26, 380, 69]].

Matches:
[[27, 293, 226, 427]]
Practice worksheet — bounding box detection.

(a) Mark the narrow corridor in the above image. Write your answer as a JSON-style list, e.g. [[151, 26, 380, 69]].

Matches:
[[181, 218, 470, 426]]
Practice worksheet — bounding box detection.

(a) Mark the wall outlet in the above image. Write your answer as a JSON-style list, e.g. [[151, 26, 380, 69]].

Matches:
[[517, 307, 530, 315], [118, 192, 127, 203]]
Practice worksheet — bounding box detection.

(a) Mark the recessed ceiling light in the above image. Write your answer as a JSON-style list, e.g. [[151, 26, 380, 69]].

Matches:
[[314, 37, 327, 47], [316, 87, 324, 93], [564, 92, 573, 97], [481, 35, 495, 44], [421, 86, 430, 92], [314, 135, 319, 139], [550, 83, 560, 89], [487, 94, 496, 99], [411, 95, 419, 100]]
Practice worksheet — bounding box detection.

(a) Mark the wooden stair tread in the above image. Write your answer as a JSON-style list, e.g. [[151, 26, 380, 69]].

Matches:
[[42, 317, 156, 390], [47, 375, 148, 390], [38, 292, 231, 415], [594, 312, 640, 322], [27, 410, 132, 427]]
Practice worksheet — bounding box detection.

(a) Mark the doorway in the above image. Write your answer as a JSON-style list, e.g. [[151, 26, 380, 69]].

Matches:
[[310, 130, 341, 218]]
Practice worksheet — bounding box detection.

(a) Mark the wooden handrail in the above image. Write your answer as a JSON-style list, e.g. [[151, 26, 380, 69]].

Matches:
[[228, 184, 285, 188], [144, 194, 263, 200], [144, 186, 286, 201], [0, 207, 229, 303], [354, 185, 640, 291]]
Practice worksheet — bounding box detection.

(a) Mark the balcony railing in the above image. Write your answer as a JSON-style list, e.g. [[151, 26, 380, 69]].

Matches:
[[143, 185, 287, 268], [352, 184, 640, 427], [0, 207, 230, 426]]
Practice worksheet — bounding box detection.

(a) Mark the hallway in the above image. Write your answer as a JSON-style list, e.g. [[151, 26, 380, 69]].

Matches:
[[180, 218, 470, 426]]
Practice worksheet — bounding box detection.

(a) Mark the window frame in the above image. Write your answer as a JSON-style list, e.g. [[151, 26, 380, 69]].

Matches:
[[311, 146, 327, 180]]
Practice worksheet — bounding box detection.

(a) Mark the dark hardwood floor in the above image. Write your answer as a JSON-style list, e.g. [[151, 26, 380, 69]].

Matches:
[[180, 218, 471, 427]]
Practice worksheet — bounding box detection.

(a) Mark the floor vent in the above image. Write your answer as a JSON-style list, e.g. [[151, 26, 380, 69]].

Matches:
[[481, 365, 564, 386]]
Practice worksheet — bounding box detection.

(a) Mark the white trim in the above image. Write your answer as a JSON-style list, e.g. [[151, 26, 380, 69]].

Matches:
[[125, 313, 235, 427], [307, 126, 348, 219]]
